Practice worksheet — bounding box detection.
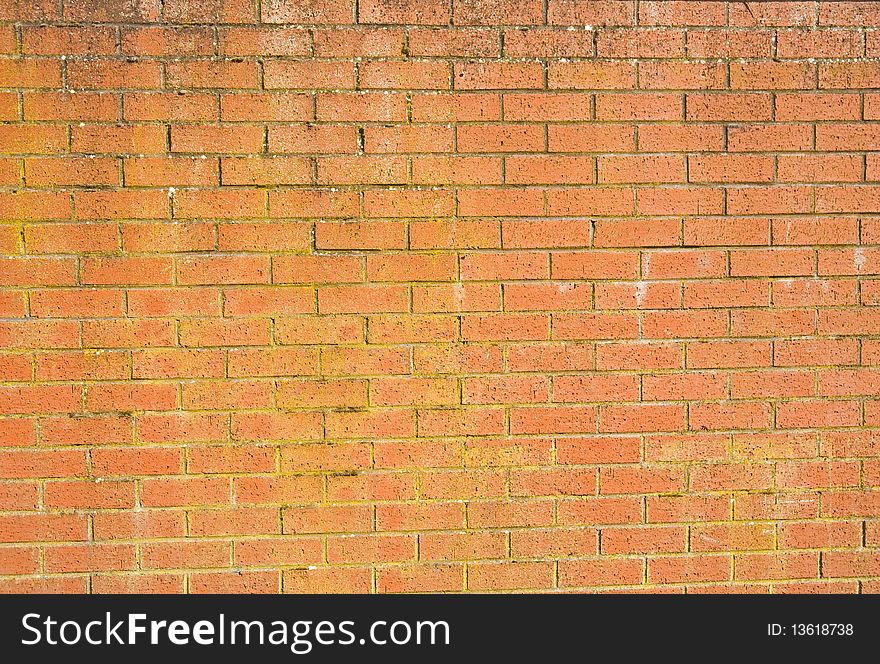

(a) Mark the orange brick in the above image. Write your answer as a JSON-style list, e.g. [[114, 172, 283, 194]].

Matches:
[[141, 477, 230, 508], [284, 567, 372, 594], [317, 92, 406, 121], [648, 555, 731, 584], [81, 320, 173, 349], [777, 96, 859, 126], [44, 544, 136, 573], [598, 28, 685, 58], [263, 61, 353, 89], [559, 558, 644, 587], [219, 92, 310, 123], [315, 27, 405, 57]]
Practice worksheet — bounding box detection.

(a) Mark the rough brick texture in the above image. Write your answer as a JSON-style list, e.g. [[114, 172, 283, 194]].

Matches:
[[1, 0, 880, 594]]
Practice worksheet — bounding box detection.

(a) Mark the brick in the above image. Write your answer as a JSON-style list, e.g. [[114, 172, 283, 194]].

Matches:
[[121, 26, 213, 55], [314, 27, 404, 57], [602, 526, 686, 554], [317, 92, 406, 121], [550, 61, 636, 90], [692, 463, 776, 492], [77, 190, 169, 219], [262, 0, 350, 23], [45, 544, 136, 573], [458, 125, 543, 154], [415, 280, 496, 314], [506, 93, 594, 121], [598, 29, 685, 58], [190, 571, 279, 594], [776, 400, 861, 429], [597, 342, 682, 370], [0, 125, 68, 154], [26, 223, 119, 254], [23, 25, 115, 54], [325, 409, 415, 439], [639, 61, 724, 90], [601, 466, 686, 494], [505, 27, 592, 57], [128, 287, 221, 317], [559, 558, 644, 587], [736, 552, 818, 582], [221, 93, 311, 122], [648, 494, 729, 523], [219, 27, 309, 56], [378, 564, 463, 593], [413, 156, 500, 185], [554, 313, 639, 340], [558, 496, 642, 526], [0, 450, 87, 479], [0, 514, 88, 543], [690, 155, 773, 184], [548, 1, 635, 26], [687, 93, 772, 121], [126, 156, 218, 187], [69, 60, 161, 90], [123, 224, 214, 256], [468, 560, 553, 590], [365, 126, 454, 153], [420, 469, 505, 499], [264, 61, 355, 90], [82, 257, 173, 286], [92, 448, 182, 477], [86, 382, 176, 414], [731, 62, 815, 90], [596, 93, 681, 120], [455, 0, 542, 26], [125, 92, 215, 121], [174, 125, 264, 154], [138, 413, 227, 444], [687, 29, 773, 58], [648, 555, 731, 584], [411, 92, 501, 121], [728, 2, 815, 27], [599, 155, 685, 184], [550, 124, 635, 152]]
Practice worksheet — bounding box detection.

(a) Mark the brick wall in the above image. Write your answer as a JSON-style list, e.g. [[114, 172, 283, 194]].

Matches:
[[1, 0, 880, 593]]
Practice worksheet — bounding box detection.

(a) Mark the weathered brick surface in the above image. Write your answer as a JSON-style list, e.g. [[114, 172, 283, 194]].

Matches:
[[0, 1, 879, 593]]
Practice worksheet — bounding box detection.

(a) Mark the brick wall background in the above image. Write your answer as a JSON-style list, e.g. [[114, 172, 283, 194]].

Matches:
[[1, 0, 880, 593]]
